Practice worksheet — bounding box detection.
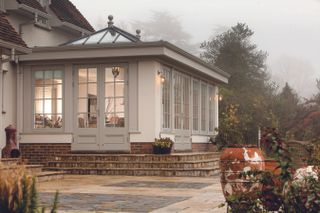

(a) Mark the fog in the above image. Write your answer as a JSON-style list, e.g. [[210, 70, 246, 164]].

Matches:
[[72, 0, 320, 97]]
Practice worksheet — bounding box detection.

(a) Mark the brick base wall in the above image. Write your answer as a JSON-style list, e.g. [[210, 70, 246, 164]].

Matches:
[[19, 143, 71, 165], [19, 142, 217, 165], [130, 142, 153, 154], [192, 143, 217, 152]]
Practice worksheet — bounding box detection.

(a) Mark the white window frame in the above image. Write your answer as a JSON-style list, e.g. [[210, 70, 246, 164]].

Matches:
[[161, 66, 172, 131], [208, 85, 215, 134], [31, 66, 64, 132], [200, 82, 208, 134], [192, 78, 200, 133], [173, 70, 190, 131]]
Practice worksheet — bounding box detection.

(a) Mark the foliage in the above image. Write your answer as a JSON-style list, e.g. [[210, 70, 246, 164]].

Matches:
[[222, 130, 320, 212], [201, 23, 277, 145], [153, 137, 173, 148], [214, 104, 245, 149], [0, 164, 59, 213]]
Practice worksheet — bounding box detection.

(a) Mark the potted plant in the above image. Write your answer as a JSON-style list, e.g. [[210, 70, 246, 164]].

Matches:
[[153, 137, 173, 154]]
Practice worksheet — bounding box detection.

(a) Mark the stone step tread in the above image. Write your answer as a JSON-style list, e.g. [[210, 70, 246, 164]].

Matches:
[[0, 164, 43, 170], [46, 167, 219, 171], [37, 171, 66, 177], [48, 159, 219, 164], [55, 152, 220, 157]]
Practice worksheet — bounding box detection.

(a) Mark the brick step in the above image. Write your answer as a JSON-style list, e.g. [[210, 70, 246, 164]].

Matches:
[[45, 167, 220, 177], [54, 152, 220, 162], [0, 158, 21, 166], [0, 164, 43, 174], [47, 159, 219, 169], [36, 171, 65, 182]]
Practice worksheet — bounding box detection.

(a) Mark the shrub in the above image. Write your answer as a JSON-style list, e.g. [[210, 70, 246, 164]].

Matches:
[[0, 164, 58, 213]]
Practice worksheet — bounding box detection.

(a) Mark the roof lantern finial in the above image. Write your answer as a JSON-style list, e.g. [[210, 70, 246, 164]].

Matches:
[[136, 29, 141, 40], [108, 15, 114, 27]]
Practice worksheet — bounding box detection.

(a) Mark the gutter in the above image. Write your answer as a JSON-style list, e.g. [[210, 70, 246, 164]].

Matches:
[[0, 39, 31, 54]]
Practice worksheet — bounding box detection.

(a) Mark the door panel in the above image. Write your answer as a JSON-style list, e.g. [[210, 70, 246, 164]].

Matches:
[[73, 67, 99, 151], [72, 65, 129, 152]]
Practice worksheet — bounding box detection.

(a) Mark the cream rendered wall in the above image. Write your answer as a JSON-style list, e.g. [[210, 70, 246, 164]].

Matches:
[[7, 14, 76, 47], [0, 61, 17, 150], [130, 60, 159, 143]]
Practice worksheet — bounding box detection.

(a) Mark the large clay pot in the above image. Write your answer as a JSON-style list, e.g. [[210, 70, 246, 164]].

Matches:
[[220, 146, 265, 198]]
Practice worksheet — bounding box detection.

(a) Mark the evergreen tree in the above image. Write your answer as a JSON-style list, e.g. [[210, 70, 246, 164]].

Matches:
[[201, 23, 276, 145]]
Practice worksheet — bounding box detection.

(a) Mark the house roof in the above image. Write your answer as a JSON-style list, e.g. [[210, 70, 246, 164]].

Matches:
[[0, 12, 27, 48], [20, 41, 230, 83], [16, 0, 47, 13], [50, 0, 95, 32], [64, 18, 140, 46]]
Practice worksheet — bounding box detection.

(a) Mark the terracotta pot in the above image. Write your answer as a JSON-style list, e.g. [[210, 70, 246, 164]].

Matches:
[[220, 146, 265, 199]]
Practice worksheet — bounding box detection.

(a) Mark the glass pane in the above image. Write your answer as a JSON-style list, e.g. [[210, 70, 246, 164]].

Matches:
[[105, 113, 114, 127], [34, 100, 43, 113], [34, 71, 43, 80], [105, 83, 114, 97], [88, 114, 97, 128], [115, 83, 124, 97], [78, 69, 87, 83], [78, 99, 87, 113], [115, 113, 125, 127], [88, 83, 97, 96], [77, 114, 88, 128], [44, 86, 52, 99], [53, 84, 63, 99], [85, 31, 107, 44], [50, 114, 63, 128], [88, 68, 97, 82], [114, 67, 124, 81], [34, 114, 44, 128], [54, 71, 63, 84], [55, 100, 63, 114], [71, 37, 87, 45], [44, 71, 53, 84], [105, 68, 114, 82], [88, 98, 97, 113], [35, 87, 44, 99], [105, 98, 114, 114], [115, 98, 124, 112], [44, 99, 52, 114], [78, 84, 87, 98], [100, 31, 117, 43], [115, 35, 132, 43]]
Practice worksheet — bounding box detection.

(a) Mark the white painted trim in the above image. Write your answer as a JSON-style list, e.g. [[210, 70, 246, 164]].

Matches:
[[20, 134, 72, 143]]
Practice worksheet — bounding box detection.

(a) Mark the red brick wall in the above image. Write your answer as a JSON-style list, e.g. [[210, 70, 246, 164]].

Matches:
[[19, 143, 71, 165], [130, 142, 153, 154], [192, 143, 217, 152]]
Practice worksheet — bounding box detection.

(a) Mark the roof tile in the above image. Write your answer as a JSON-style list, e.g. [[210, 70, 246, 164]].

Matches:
[[0, 12, 27, 48], [50, 0, 94, 32]]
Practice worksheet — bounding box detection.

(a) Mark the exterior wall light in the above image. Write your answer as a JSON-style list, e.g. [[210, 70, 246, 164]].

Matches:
[[157, 70, 165, 83]]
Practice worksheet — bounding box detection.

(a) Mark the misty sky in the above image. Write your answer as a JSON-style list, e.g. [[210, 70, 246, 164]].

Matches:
[[72, 0, 320, 98]]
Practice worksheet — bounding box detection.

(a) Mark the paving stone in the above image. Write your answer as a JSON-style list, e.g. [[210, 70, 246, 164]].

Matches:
[[107, 181, 211, 189]]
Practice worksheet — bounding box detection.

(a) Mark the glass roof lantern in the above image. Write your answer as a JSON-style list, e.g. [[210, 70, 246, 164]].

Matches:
[[65, 15, 141, 46]]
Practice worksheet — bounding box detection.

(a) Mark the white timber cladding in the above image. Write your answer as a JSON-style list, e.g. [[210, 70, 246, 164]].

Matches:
[[160, 65, 218, 143]]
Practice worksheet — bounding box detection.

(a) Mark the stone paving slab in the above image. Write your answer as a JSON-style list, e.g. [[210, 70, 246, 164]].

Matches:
[[38, 175, 227, 212], [106, 181, 211, 189]]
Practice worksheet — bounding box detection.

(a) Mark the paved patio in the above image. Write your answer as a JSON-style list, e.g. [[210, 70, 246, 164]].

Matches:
[[38, 175, 226, 212]]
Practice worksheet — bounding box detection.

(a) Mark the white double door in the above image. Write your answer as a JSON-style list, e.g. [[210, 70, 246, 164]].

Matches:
[[72, 65, 129, 152]]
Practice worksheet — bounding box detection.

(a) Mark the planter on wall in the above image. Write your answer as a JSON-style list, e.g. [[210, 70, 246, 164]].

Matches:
[[153, 146, 172, 154], [220, 145, 265, 210]]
